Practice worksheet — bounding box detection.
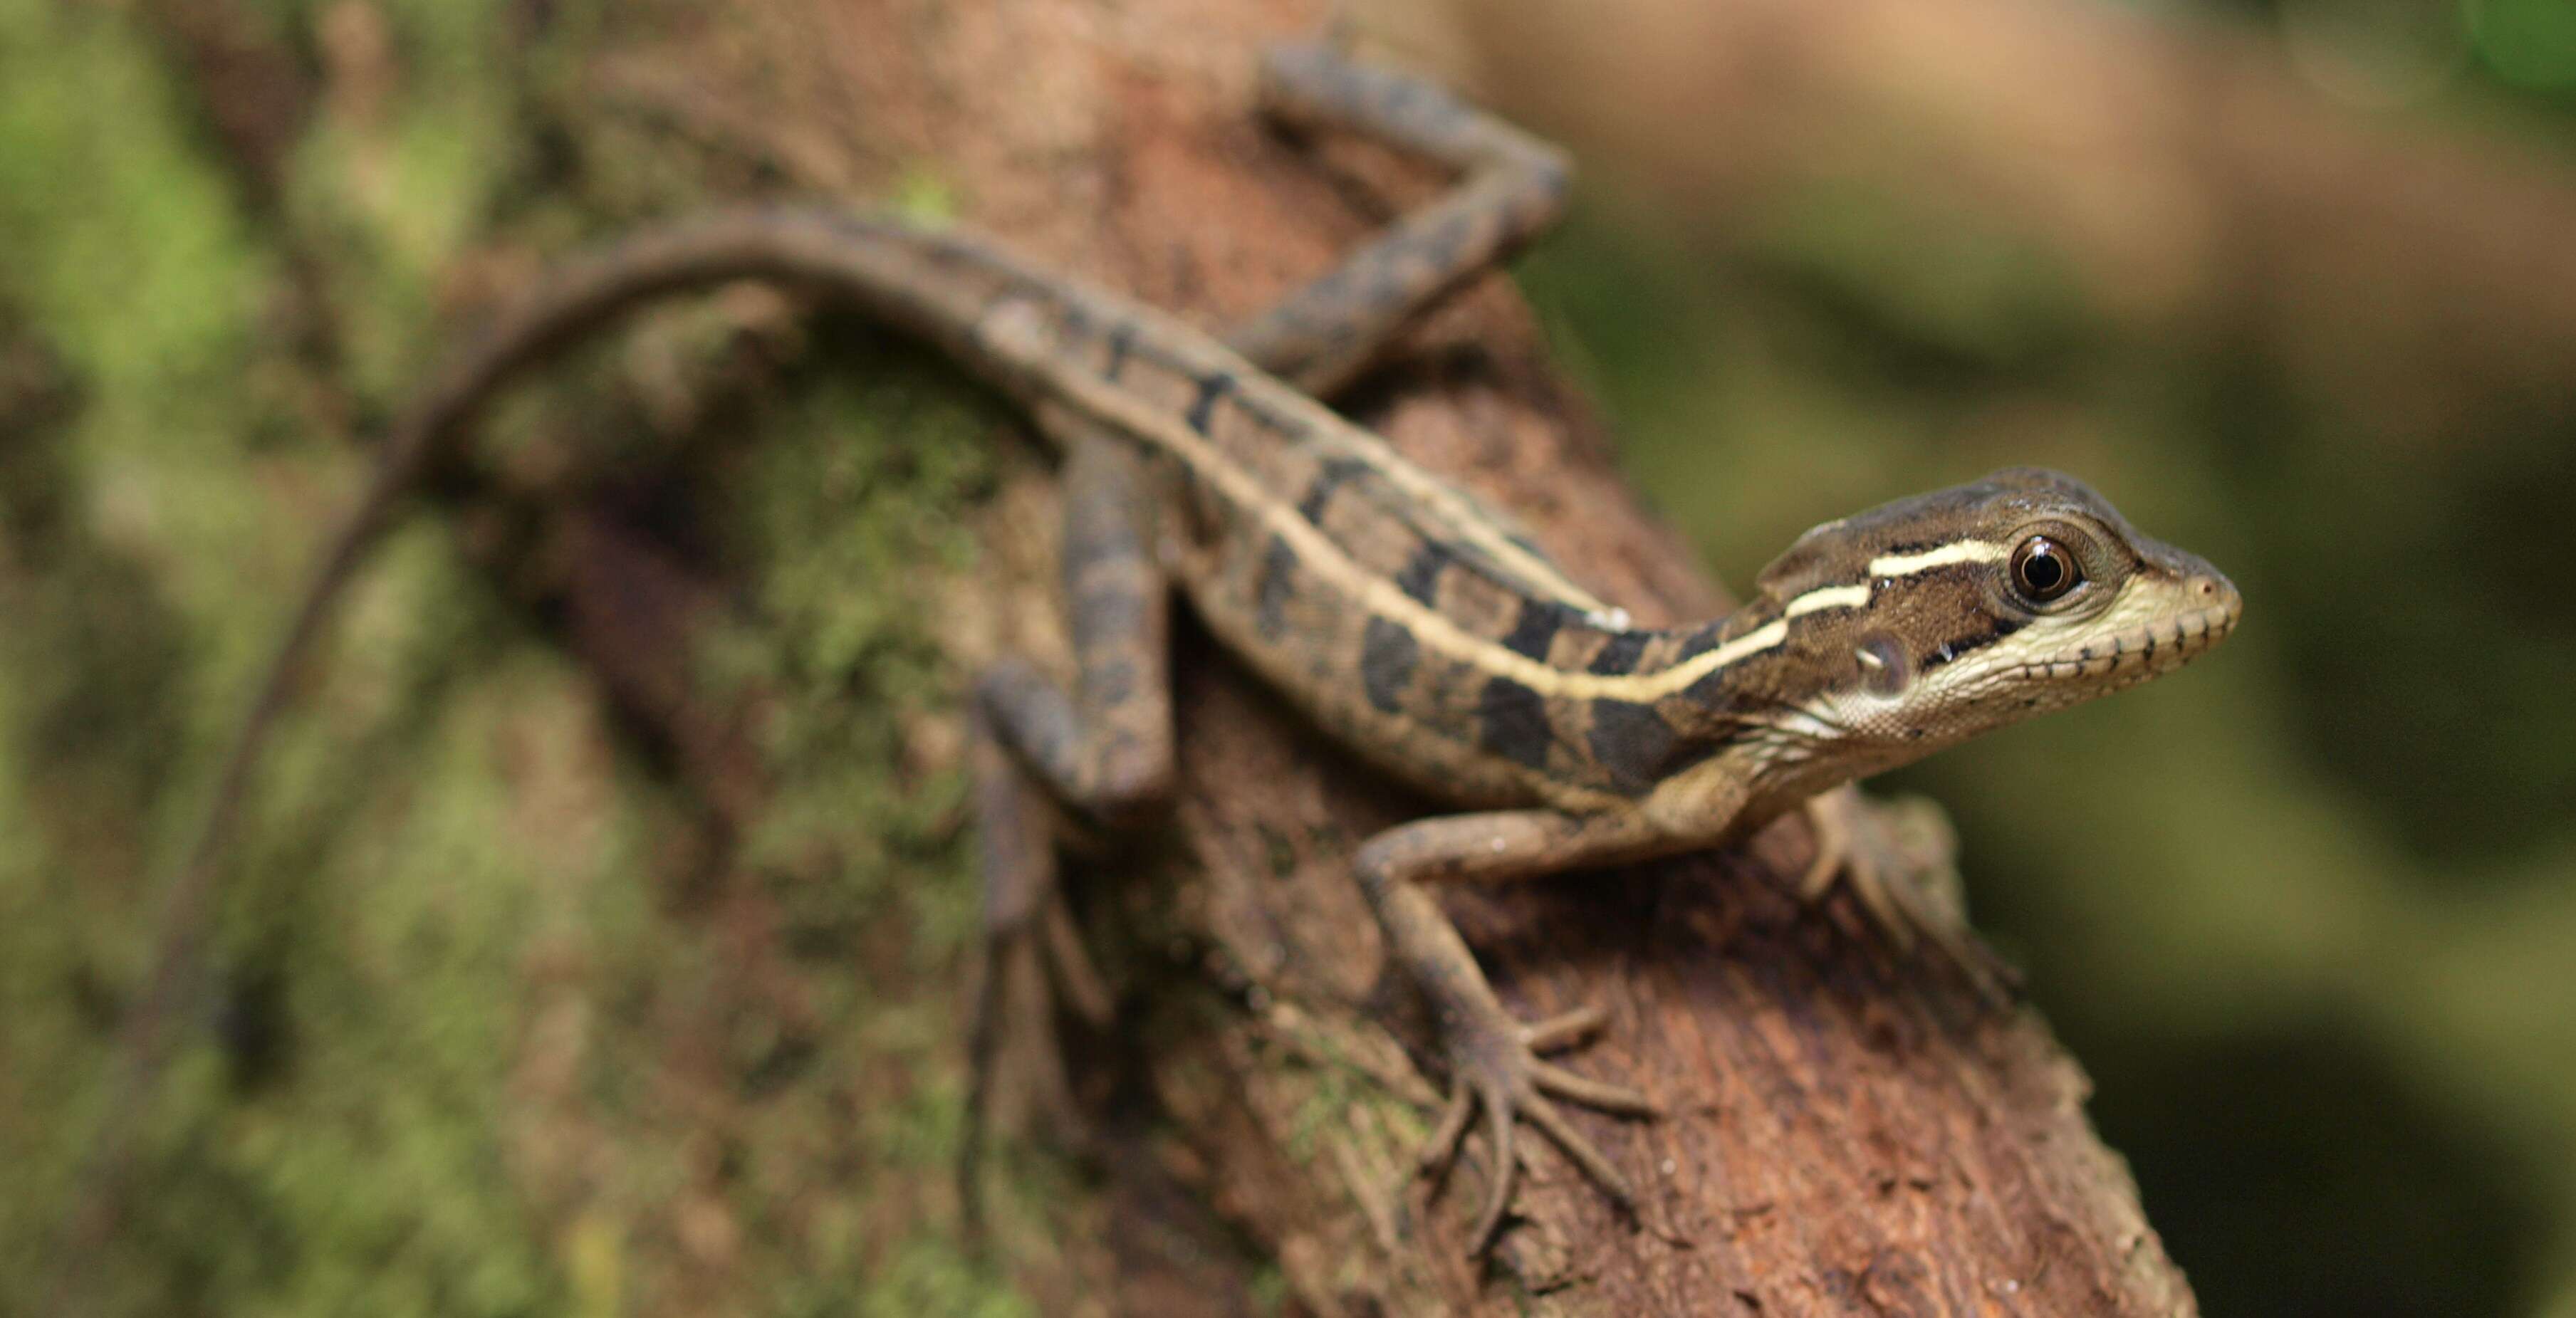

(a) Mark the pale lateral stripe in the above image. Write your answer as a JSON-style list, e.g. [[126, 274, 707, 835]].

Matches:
[[1868, 540, 2007, 577], [1048, 291, 1620, 618], [1783, 583, 1871, 617], [1303, 427, 1619, 616], [1027, 348, 1798, 702], [964, 265, 1600, 622]]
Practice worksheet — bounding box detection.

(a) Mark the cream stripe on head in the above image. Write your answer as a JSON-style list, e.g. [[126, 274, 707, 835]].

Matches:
[[1867, 540, 2008, 578], [1775, 541, 2010, 623], [1783, 583, 1872, 617]]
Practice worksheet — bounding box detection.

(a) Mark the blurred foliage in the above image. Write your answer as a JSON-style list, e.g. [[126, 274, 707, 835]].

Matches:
[[4, 0, 2575, 1314]]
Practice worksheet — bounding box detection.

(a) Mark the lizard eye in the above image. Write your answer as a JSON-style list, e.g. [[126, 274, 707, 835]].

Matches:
[[2010, 535, 2082, 604]]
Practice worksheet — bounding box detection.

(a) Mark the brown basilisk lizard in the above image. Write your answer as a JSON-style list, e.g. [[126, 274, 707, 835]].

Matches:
[[71, 43, 2241, 1267]]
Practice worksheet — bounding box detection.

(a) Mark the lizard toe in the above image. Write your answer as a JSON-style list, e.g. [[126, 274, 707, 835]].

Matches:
[[1517, 1089, 1637, 1211], [1422, 1000, 1650, 1254], [1415, 1086, 1476, 1178], [1467, 1083, 1521, 1253], [1531, 1058, 1655, 1116], [1521, 1003, 1609, 1053]]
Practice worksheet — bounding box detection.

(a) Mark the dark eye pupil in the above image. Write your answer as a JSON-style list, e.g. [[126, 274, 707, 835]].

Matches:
[[2013, 536, 2080, 602]]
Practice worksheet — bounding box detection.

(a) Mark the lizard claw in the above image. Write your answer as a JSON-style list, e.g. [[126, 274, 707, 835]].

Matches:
[[1802, 791, 2023, 1004], [1413, 998, 1652, 1252]]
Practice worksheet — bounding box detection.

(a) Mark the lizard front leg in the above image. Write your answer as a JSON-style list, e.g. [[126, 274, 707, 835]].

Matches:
[[1800, 790, 2019, 1003], [1352, 808, 1671, 1252]]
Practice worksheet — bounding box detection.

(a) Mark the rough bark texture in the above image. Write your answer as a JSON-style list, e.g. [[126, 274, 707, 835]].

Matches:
[[510, 1, 2199, 1314]]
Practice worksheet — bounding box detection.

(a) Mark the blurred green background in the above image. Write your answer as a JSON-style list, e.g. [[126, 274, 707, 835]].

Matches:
[[1495, 0, 2576, 1310], [3, 0, 2573, 1312]]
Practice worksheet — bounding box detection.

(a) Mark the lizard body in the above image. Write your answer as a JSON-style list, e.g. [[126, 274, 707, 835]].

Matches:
[[71, 44, 2240, 1270]]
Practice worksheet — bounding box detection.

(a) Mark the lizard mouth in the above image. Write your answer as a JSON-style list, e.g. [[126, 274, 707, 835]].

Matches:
[[2026, 590, 2241, 686]]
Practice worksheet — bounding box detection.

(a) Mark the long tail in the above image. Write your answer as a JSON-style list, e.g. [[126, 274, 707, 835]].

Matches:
[[51, 207, 1072, 1301]]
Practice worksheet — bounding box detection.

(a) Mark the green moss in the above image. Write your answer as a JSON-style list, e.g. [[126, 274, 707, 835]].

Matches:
[[845, 1234, 1032, 1318], [0, 2, 1030, 1312], [710, 344, 1003, 968], [0, 4, 268, 413], [0, 606, 77, 1297], [0, 0, 303, 707], [890, 165, 963, 226], [281, 0, 531, 402]]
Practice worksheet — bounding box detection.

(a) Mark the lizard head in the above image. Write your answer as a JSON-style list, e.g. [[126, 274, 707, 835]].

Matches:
[[1744, 467, 2241, 756]]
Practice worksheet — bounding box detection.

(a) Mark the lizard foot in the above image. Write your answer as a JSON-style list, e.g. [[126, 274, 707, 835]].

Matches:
[[960, 884, 1115, 1241], [1801, 790, 2022, 1004], [1414, 997, 1654, 1252]]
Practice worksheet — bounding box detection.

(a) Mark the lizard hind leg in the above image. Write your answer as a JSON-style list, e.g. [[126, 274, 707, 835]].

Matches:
[[958, 434, 1173, 1238]]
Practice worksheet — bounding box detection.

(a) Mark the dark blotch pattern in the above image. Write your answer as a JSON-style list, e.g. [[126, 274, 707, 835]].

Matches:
[[1587, 699, 1682, 794], [1296, 456, 1375, 525], [1394, 541, 1453, 606], [1501, 599, 1569, 661], [1476, 676, 1554, 768], [1187, 370, 1236, 434], [1253, 535, 1299, 640], [1674, 620, 1729, 661], [1360, 617, 1419, 714], [1101, 323, 1136, 382], [1683, 661, 1735, 706], [1587, 630, 1650, 676]]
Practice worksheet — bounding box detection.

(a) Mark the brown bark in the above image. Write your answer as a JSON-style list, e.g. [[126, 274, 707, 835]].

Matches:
[[522, 1, 2196, 1312]]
